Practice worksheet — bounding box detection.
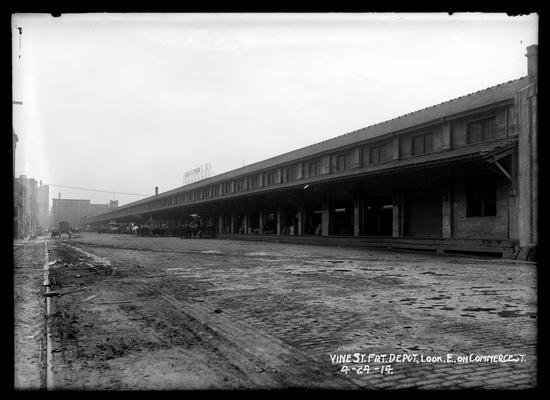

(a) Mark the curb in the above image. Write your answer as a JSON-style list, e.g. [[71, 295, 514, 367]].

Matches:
[[43, 242, 55, 390]]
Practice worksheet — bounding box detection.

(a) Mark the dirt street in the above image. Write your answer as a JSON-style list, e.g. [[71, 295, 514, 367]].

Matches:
[[14, 233, 537, 389]]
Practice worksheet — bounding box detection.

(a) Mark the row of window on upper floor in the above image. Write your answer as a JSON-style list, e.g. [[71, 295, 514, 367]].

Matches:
[[115, 116, 499, 214]]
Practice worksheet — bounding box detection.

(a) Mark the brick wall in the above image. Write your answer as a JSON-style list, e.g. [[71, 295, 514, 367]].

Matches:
[[400, 126, 443, 158], [452, 175, 509, 239], [451, 108, 508, 148]]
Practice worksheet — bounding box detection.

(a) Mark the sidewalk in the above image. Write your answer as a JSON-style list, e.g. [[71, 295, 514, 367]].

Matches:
[[13, 240, 48, 389]]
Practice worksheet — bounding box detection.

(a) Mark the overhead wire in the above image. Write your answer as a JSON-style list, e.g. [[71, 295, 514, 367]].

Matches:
[[48, 184, 149, 197]]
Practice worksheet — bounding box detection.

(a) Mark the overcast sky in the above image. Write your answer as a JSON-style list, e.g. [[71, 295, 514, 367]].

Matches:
[[12, 13, 538, 207]]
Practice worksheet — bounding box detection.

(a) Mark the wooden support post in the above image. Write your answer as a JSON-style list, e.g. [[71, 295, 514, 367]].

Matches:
[[259, 209, 264, 234], [322, 198, 330, 236], [244, 212, 249, 235], [297, 208, 303, 235], [442, 167, 453, 239], [353, 197, 360, 237], [392, 176, 401, 237]]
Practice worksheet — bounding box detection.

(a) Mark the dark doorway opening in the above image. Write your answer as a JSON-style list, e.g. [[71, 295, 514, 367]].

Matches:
[[223, 214, 231, 234], [282, 208, 299, 235], [331, 199, 354, 236], [364, 195, 393, 236], [249, 212, 259, 234], [404, 188, 442, 237], [304, 203, 322, 235], [264, 209, 277, 234], [236, 214, 245, 234]]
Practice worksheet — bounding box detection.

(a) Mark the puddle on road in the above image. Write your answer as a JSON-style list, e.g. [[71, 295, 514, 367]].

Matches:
[[498, 310, 522, 318], [245, 252, 273, 257], [462, 307, 497, 312], [201, 250, 223, 254], [419, 271, 452, 277], [426, 296, 452, 300], [497, 310, 536, 318]]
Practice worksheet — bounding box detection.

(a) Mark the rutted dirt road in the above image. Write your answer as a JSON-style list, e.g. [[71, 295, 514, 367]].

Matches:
[[14, 233, 537, 389]]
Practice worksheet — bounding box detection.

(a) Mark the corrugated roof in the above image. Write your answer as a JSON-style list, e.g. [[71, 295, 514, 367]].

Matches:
[[101, 76, 529, 214]]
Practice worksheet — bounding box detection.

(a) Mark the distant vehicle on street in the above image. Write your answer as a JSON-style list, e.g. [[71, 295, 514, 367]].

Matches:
[[97, 225, 108, 233], [58, 221, 72, 239]]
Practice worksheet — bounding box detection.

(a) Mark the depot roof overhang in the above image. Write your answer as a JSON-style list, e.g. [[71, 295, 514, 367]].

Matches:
[[89, 139, 517, 221], [91, 81, 526, 222], [165, 139, 518, 201]]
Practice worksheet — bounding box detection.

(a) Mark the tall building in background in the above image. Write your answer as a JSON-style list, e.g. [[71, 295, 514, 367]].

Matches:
[[14, 179, 25, 239], [14, 175, 38, 238], [51, 197, 114, 228], [36, 180, 49, 230], [51, 198, 91, 228]]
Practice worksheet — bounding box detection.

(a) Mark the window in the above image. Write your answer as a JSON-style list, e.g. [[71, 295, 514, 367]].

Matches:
[[467, 176, 497, 217], [222, 182, 231, 195], [235, 179, 244, 192], [369, 143, 390, 164], [266, 171, 276, 185], [285, 166, 297, 182], [467, 117, 497, 144], [411, 133, 434, 155], [336, 153, 351, 171], [249, 175, 258, 190], [309, 160, 321, 177]]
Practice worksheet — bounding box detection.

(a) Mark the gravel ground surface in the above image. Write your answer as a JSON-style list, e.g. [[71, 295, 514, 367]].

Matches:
[[14, 233, 537, 389]]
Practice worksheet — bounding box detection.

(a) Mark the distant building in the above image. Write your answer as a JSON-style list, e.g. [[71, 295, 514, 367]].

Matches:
[[14, 175, 38, 239], [12, 129, 50, 237], [14, 179, 25, 239], [51, 198, 90, 228], [109, 200, 119, 209], [51, 197, 113, 228], [87, 203, 110, 218], [36, 180, 49, 231]]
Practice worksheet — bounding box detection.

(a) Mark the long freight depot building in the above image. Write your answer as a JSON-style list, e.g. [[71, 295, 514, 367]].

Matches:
[[85, 45, 538, 260]]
